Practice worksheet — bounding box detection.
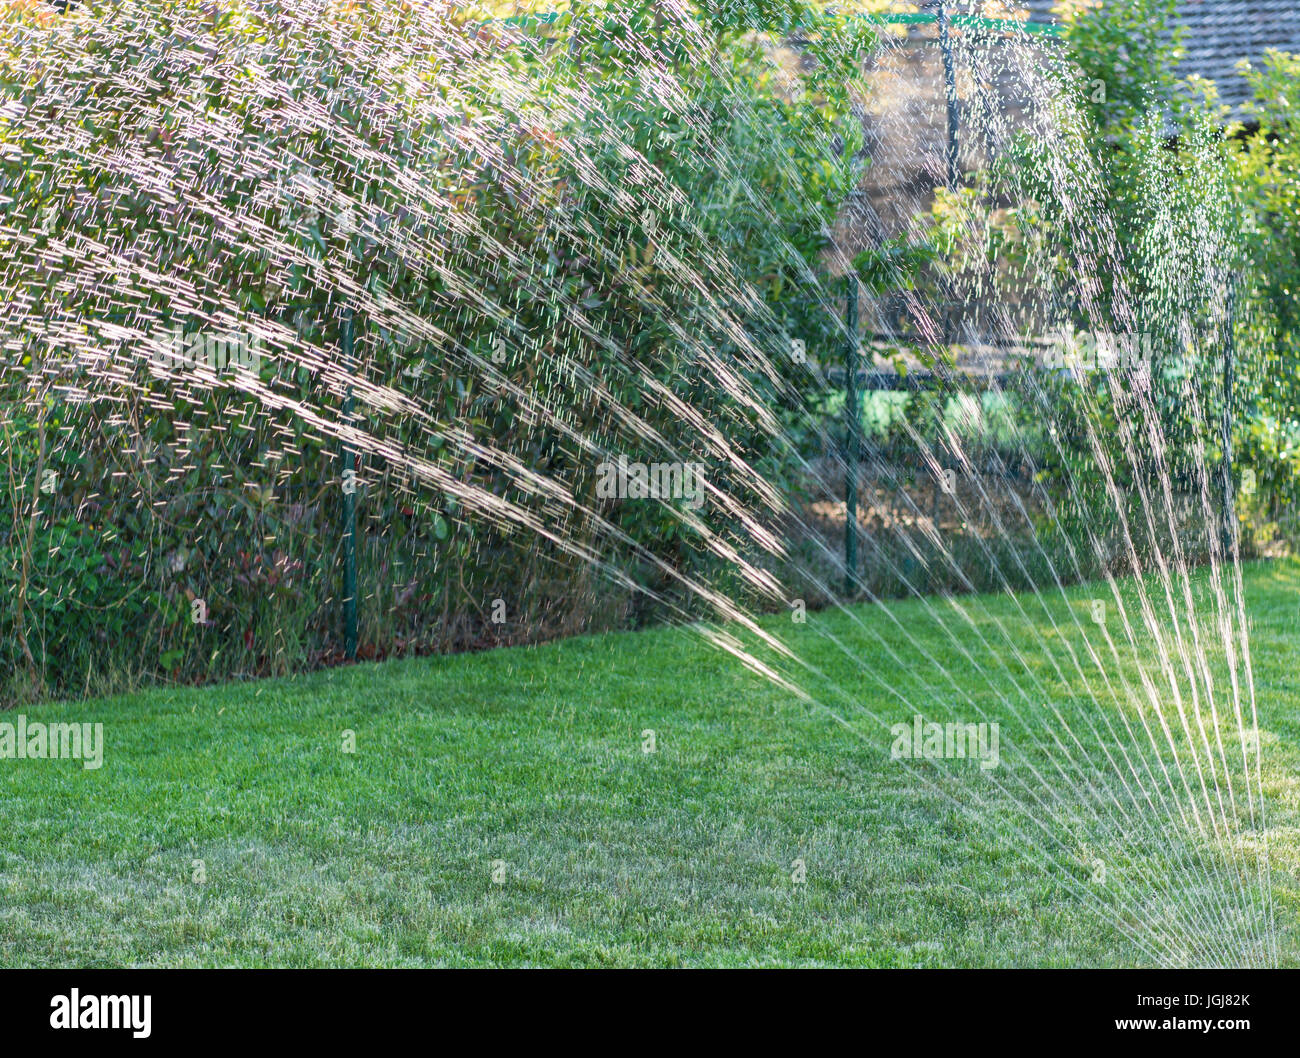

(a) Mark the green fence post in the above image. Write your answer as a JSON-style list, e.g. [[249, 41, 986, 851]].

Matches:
[[845, 274, 860, 599], [342, 306, 358, 662], [938, 1, 960, 193], [1220, 274, 1238, 562], [937, 3, 959, 349]]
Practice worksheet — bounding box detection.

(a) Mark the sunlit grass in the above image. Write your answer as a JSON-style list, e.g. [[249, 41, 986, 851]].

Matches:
[[0, 558, 1295, 967]]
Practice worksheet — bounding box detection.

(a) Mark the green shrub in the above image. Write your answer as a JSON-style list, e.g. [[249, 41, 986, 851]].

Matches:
[[0, 0, 873, 700]]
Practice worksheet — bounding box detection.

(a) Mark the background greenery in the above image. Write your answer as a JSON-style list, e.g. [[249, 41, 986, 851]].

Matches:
[[2, 0, 1298, 704], [0, 0, 873, 700]]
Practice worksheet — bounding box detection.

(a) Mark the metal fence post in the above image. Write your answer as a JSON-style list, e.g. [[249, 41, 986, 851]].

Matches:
[[938, 1, 960, 193], [845, 274, 860, 599], [342, 306, 358, 661], [938, 4, 960, 353], [1220, 274, 1238, 561]]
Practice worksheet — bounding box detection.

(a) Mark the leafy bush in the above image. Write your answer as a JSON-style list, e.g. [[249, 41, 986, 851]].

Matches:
[[0, 0, 873, 700]]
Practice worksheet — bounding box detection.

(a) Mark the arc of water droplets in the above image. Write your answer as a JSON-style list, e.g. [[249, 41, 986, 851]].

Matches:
[[0, 0, 1275, 965]]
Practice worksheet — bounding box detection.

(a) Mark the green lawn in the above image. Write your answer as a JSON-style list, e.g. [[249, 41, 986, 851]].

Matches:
[[2, 559, 1298, 967]]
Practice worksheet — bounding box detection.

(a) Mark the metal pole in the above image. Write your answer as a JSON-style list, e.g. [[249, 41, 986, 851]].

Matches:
[[845, 274, 860, 599], [1220, 275, 1237, 561], [342, 306, 358, 661], [937, 3, 959, 347], [938, 2, 960, 193]]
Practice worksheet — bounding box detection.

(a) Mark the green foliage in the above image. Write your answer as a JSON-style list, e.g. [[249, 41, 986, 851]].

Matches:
[[1237, 51, 1300, 417], [1229, 50, 1300, 541], [991, 1, 1295, 551], [1059, 0, 1185, 131], [0, 0, 873, 700], [851, 236, 936, 296]]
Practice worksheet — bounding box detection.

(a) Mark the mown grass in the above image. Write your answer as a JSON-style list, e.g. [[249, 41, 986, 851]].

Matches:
[[1, 559, 1297, 967]]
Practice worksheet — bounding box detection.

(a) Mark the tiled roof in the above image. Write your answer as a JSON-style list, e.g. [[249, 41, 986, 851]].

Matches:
[[1172, 0, 1300, 109], [972, 0, 1300, 111]]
